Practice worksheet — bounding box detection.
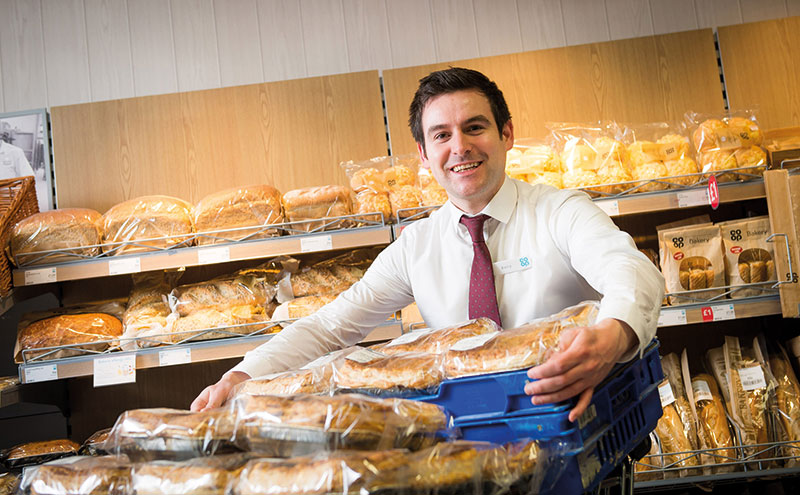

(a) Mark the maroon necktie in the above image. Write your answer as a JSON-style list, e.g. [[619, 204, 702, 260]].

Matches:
[[460, 214, 503, 327]]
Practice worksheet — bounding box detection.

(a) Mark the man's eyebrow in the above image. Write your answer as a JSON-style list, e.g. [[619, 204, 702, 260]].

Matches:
[[425, 115, 493, 136]]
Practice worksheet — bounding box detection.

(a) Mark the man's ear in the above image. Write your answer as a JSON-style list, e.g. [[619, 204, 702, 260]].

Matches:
[[502, 120, 514, 151], [417, 141, 430, 168]]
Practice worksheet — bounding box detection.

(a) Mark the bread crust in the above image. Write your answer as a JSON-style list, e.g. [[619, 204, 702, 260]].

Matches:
[[10, 208, 102, 265], [194, 185, 283, 245], [101, 196, 194, 254], [18, 313, 123, 360]]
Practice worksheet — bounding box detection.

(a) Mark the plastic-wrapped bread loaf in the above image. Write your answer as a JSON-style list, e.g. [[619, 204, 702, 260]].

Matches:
[[331, 348, 445, 392], [281, 186, 352, 232], [690, 373, 736, 472], [10, 208, 102, 266], [17, 455, 131, 495], [768, 346, 800, 458], [133, 454, 253, 495], [101, 196, 195, 255], [194, 185, 283, 245], [372, 317, 499, 355], [16, 313, 123, 363]]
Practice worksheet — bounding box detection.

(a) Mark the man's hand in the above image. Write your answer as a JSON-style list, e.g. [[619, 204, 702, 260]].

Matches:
[[524, 318, 637, 422], [190, 371, 250, 412]]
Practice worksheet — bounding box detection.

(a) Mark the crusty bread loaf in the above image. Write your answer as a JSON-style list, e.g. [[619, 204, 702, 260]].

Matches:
[[171, 305, 276, 343], [101, 196, 194, 255], [655, 401, 699, 475], [281, 186, 352, 231], [333, 350, 444, 391], [23, 455, 130, 495], [10, 208, 102, 265], [194, 185, 283, 245], [6, 439, 80, 460], [173, 277, 275, 317], [290, 264, 364, 298], [133, 455, 251, 495], [374, 317, 499, 356], [17, 313, 123, 362]]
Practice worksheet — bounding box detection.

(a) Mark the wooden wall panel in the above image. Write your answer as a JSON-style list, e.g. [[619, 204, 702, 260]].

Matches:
[[51, 71, 387, 212], [257, 0, 307, 82], [384, 29, 725, 155], [41, 0, 92, 107], [517, 0, 566, 51], [84, 0, 135, 102], [171, 0, 221, 92], [473, 0, 523, 57], [0, 0, 48, 111], [719, 16, 800, 129]]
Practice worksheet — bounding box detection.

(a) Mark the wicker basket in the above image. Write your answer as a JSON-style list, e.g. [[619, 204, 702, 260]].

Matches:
[[0, 176, 40, 296]]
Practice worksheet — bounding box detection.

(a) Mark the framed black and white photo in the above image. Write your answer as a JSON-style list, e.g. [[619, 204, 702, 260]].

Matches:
[[0, 108, 54, 211]]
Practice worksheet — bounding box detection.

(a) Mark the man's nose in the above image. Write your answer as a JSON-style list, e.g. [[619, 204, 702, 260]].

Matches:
[[450, 131, 473, 156]]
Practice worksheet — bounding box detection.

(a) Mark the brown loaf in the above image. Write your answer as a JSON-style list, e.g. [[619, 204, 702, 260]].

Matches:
[[171, 305, 277, 342], [25, 456, 130, 495], [101, 196, 194, 255], [290, 265, 364, 298], [374, 317, 499, 355], [17, 313, 123, 362], [333, 351, 444, 391], [10, 208, 102, 265], [173, 277, 275, 317], [194, 185, 283, 245], [113, 408, 234, 441], [6, 439, 80, 459], [286, 294, 337, 319], [133, 455, 251, 495], [281, 185, 352, 231]]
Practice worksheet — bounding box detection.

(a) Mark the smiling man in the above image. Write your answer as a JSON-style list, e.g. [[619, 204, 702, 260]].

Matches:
[[192, 68, 664, 419]]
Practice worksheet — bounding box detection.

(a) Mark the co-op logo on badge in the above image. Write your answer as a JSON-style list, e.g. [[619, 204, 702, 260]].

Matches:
[[519, 257, 530, 267]]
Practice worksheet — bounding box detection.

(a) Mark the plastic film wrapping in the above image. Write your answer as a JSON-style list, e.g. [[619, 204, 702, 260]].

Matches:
[[619, 122, 698, 190], [14, 305, 124, 363], [17, 455, 131, 495], [171, 265, 281, 318], [101, 195, 195, 255], [79, 428, 111, 457], [133, 454, 254, 495], [105, 408, 236, 462], [443, 301, 599, 378], [230, 393, 449, 457], [418, 168, 448, 206], [287, 249, 374, 298], [654, 354, 699, 476], [271, 294, 337, 321], [372, 317, 500, 355], [717, 216, 776, 298], [685, 111, 766, 182], [281, 186, 353, 232], [341, 155, 425, 222], [9, 208, 102, 266], [633, 433, 663, 482], [767, 344, 800, 462], [121, 271, 182, 349], [331, 348, 445, 394], [1, 439, 80, 470], [690, 373, 737, 472], [194, 185, 283, 245]]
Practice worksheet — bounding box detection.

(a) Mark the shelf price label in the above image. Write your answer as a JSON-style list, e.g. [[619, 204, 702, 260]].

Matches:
[[300, 235, 333, 253], [701, 303, 736, 322], [677, 189, 709, 208], [159, 348, 191, 367], [25, 364, 58, 383], [93, 354, 136, 387], [108, 257, 141, 276], [658, 309, 687, 327], [595, 199, 620, 217], [24, 267, 57, 286], [197, 246, 230, 265]]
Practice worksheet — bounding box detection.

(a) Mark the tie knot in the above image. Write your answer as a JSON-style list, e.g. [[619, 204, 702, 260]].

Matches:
[[460, 214, 489, 243]]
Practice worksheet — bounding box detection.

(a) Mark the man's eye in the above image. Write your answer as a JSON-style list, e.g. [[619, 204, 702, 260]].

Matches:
[[434, 133, 448, 140], [466, 125, 485, 133]]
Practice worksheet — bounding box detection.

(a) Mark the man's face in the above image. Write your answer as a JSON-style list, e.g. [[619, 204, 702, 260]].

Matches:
[[417, 90, 513, 214]]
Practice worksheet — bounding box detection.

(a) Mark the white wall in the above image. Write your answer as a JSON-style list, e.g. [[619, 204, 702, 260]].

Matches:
[[0, 0, 797, 112]]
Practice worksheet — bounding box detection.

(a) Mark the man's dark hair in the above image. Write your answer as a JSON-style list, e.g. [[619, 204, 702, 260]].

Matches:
[[408, 67, 511, 151]]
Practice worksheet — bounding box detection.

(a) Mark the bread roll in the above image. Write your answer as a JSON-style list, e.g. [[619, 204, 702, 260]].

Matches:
[[733, 146, 766, 178], [353, 190, 392, 224], [10, 208, 102, 266], [632, 162, 669, 192], [664, 157, 699, 187], [349, 167, 386, 193], [194, 185, 283, 245], [383, 165, 415, 188], [726, 117, 763, 146], [388, 185, 423, 220], [282, 186, 352, 232], [18, 313, 123, 362], [693, 119, 726, 153], [421, 186, 448, 206], [101, 196, 194, 255], [698, 150, 738, 182]]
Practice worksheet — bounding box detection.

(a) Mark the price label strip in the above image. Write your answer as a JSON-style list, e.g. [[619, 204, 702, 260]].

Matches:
[[658, 309, 687, 327], [94, 354, 136, 387], [25, 364, 58, 383], [677, 189, 709, 208], [300, 235, 333, 253], [108, 257, 141, 276], [197, 246, 230, 265], [24, 267, 57, 286], [158, 348, 191, 367], [701, 303, 736, 322]]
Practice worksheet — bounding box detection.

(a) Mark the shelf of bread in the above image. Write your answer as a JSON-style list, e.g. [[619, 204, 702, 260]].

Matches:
[[658, 294, 782, 327], [11, 219, 392, 287], [0, 377, 21, 408], [17, 318, 403, 384]]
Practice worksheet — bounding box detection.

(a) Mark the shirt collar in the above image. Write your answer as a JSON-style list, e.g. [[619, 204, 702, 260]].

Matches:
[[440, 175, 517, 226]]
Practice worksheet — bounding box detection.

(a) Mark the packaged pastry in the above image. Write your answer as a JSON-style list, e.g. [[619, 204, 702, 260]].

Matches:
[[1, 439, 80, 469], [234, 449, 410, 495], [717, 216, 776, 298], [505, 139, 563, 189], [353, 190, 392, 224], [504, 439, 545, 492], [9, 208, 102, 266], [388, 184, 423, 221], [282, 185, 353, 232], [444, 301, 599, 378], [372, 317, 500, 355], [685, 111, 766, 181], [15, 311, 124, 363], [271, 294, 337, 321], [620, 122, 698, 190], [79, 428, 112, 456], [101, 195, 195, 255], [194, 185, 283, 245], [105, 408, 236, 461], [331, 348, 445, 393], [690, 373, 737, 472], [658, 223, 725, 304], [230, 393, 449, 456], [133, 454, 253, 495], [16, 455, 131, 495], [418, 167, 449, 207]]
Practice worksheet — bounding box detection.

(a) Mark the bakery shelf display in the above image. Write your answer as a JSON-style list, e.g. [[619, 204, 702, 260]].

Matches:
[[0, 376, 20, 408], [12, 216, 392, 286], [657, 295, 781, 327], [16, 318, 402, 384]]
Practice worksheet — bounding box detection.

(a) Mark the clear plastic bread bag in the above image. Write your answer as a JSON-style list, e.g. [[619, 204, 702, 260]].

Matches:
[[121, 271, 182, 350], [505, 138, 564, 190], [285, 248, 377, 299], [654, 353, 700, 477], [417, 167, 449, 207], [193, 185, 284, 245], [330, 347, 445, 395], [617, 122, 699, 191], [657, 223, 726, 305], [688, 372, 737, 473], [684, 110, 767, 183], [132, 453, 254, 495], [105, 407, 236, 462], [341, 155, 394, 225], [0, 439, 81, 470], [101, 195, 195, 255], [17, 455, 131, 495], [371, 317, 500, 355], [547, 122, 631, 197], [230, 392, 450, 457], [767, 341, 800, 464], [633, 432, 663, 481], [9, 208, 103, 266], [443, 301, 599, 379], [281, 185, 354, 232]]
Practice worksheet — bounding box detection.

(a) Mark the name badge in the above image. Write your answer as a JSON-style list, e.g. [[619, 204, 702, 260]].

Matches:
[[494, 256, 532, 275]]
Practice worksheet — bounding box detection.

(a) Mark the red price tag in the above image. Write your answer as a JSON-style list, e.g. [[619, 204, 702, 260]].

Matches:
[[701, 306, 714, 322], [708, 175, 720, 210]]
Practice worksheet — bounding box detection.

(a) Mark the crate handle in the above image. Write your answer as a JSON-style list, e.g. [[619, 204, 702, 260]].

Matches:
[[766, 233, 796, 288]]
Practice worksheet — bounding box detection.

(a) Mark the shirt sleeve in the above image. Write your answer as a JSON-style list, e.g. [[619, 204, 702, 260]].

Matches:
[[548, 191, 665, 361], [229, 241, 415, 378]]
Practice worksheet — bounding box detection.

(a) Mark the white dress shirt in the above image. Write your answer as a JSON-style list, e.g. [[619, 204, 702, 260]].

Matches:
[[0, 141, 35, 180], [232, 177, 664, 378]]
